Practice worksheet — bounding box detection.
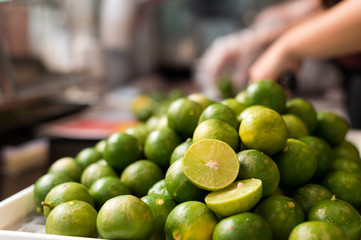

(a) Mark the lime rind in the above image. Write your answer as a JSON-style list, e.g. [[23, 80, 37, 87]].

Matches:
[[182, 139, 239, 191], [205, 179, 262, 217]]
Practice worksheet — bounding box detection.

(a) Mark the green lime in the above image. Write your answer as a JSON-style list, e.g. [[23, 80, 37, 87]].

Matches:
[[282, 114, 309, 139], [103, 132, 142, 172], [308, 197, 361, 240], [164, 201, 218, 240], [254, 195, 305, 240], [89, 176, 131, 211], [125, 123, 150, 152], [167, 98, 203, 139], [212, 212, 273, 240], [239, 106, 288, 156], [148, 179, 171, 198], [45, 200, 97, 238], [42, 182, 94, 218], [141, 194, 177, 240], [187, 93, 215, 111], [198, 103, 239, 130], [144, 128, 182, 169], [120, 160, 164, 197], [274, 138, 317, 186], [291, 183, 332, 214], [220, 98, 245, 117], [75, 147, 102, 169], [237, 149, 280, 197], [205, 179, 262, 217], [235, 90, 246, 104], [289, 221, 347, 240], [81, 161, 118, 188], [321, 170, 361, 208], [244, 80, 287, 113], [131, 94, 155, 122], [286, 98, 317, 134], [299, 136, 332, 180], [331, 158, 361, 176], [33, 173, 72, 213], [218, 75, 235, 98], [182, 139, 239, 191], [193, 119, 240, 152], [333, 140, 361, 163], [170, 138, 193, 166], [48, 157, 83, 182], [165, 159, 208, 203], [95, 139, 107, 154], [97, 195, 154, 240], [315, 111, 349, 146]]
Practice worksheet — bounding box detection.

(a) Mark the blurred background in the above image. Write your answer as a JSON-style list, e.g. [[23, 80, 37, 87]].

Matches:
[[0, 0, 347, 200]]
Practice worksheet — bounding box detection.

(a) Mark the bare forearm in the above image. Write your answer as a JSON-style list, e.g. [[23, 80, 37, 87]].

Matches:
[[280, 0, 361, 59]]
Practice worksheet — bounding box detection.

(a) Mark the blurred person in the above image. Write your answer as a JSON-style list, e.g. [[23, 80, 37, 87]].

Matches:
[[198, 0, 361, 128]]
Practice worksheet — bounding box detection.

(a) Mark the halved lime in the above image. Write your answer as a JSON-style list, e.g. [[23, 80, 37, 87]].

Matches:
[[182, 139, 239, 191], [205, 179, 262, 217]]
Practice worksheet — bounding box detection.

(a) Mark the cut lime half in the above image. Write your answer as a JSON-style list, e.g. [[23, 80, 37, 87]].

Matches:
[[205, 179, 262, 217], [182, 139, 239, 191]]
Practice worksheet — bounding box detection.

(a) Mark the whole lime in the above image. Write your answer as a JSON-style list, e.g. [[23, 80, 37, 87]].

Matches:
[[45, 200, 97, 238], [103, 132, 142, 172], [164, 201, 218, 240], [96, 195, 154, 240]]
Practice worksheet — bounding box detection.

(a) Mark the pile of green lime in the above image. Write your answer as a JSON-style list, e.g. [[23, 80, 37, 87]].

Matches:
[[31, 79, 361, 240]]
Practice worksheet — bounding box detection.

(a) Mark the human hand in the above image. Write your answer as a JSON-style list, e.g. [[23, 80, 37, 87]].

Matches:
[[248, 41, 301, 84], [195, 30, 266, 98]]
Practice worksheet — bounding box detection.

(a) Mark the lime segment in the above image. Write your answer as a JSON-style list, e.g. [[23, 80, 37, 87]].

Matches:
[[182, 139, 239, 191], [205, 179, 262, 217]]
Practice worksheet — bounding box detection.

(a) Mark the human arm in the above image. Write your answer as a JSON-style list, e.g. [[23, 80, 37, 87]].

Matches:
[[249, 0, 361, 83]]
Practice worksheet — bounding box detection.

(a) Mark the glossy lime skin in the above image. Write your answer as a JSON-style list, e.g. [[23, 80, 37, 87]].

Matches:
[[48, 157, 83, 182], [244, 80, 287, 113], [97, 195, 154, 240], [273, 139, 317, 186], [193, 119, 240, 152], [213, 212, 273, 240], [89, 176, 131, 210], [144, 128, 182, 169], [81, 161, 118, 188], [282, 114, 309, 139], [291, 183, 332, 214], [167, 98, 203, 139], [237, 149, 280, 197], [120, 160, 164, 197], [321, 170, 361, 209], [314, 111, 348, 146], [286, 98, 317, 134], [299, 136, 332, 180], [332, 140, 361, 163], [46, 200, 98, 238], [33, 173, 72, 213], [148, 179, 171, 198], [308, 198, 361, 240], [75, 147, 102, 169], [239, 107, 287, 156], [289, 221, 348, 240], [170, 139, 193, 166], [141, 194, 177, 240], [198, 103, 239, 130], [254, 195, 305, 240], [43, 182, 94, 218], [165, 159, 208, 203], [103, 132, 142, 172], [164, 201, 218, 240]]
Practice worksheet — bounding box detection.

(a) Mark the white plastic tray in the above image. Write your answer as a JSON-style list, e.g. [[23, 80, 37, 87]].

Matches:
[[0, 185, 95, 240]]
